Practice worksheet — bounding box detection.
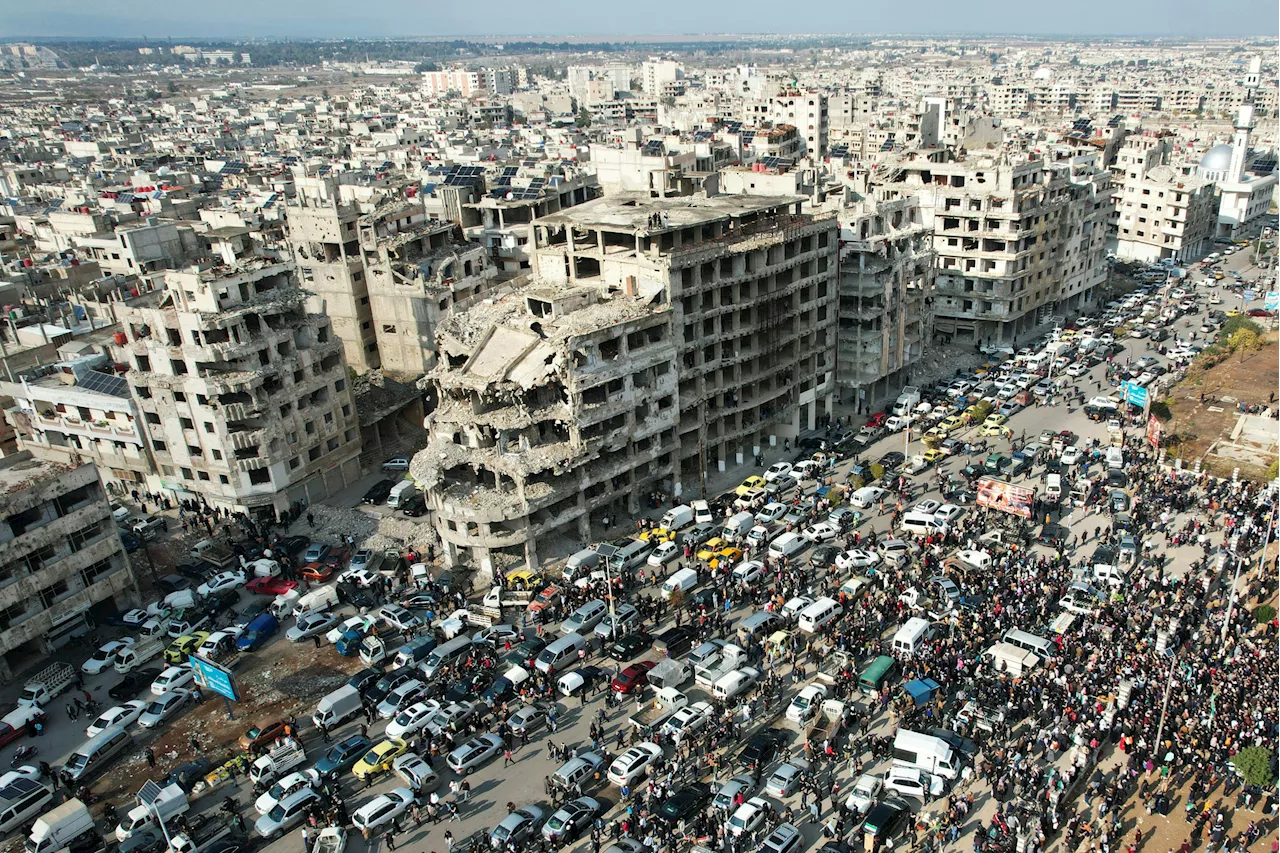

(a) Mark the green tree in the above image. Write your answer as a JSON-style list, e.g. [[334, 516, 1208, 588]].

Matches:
[[1253, 605, 1276, 625], [1230, 745, 1276, 787], [1227, 328, 1260, 354], [575, 107, 592, 128]]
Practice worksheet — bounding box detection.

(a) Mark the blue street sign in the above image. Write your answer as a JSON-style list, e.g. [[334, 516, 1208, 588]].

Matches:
[[1121, 382, 1149, 407], [1242, 290, 1255, 301], [190, 656, 239, 702]]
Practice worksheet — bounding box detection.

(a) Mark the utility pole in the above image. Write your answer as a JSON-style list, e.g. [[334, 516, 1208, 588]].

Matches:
[[1152, 649, 1179, 762]]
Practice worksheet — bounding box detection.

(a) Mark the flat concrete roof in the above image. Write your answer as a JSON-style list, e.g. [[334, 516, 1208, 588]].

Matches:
[[0, 452, 73, 497], [536, 192, 802, 233]]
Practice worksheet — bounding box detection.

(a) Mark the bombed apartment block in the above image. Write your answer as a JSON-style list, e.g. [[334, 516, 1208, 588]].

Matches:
[[112, 260, 362, 521], [416, 192, 838, 576], [0, 454, 138, 680], [358, 197, 499, 380], [837, 194, 936, 408]]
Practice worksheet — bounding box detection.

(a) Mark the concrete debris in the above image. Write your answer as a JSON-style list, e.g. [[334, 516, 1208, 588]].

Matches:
[[352, 370, 423, 424], [298, 502, 440, 552], [912, 343, 986, 388]]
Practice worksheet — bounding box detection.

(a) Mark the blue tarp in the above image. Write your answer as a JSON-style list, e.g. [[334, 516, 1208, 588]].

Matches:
[[904, 678, 940, 706]]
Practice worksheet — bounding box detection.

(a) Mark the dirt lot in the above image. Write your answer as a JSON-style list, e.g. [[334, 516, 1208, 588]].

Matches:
[[1163, 339, 1278, 480]]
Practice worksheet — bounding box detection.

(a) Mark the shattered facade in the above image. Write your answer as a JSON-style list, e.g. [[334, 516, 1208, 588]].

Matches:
[[112, 261, 362, 520], [415, 193, 838, 577], [0, 454, 138, 681], [836, 192, 935, 408]]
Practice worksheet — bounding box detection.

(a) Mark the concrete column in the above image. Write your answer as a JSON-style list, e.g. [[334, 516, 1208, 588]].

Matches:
[[576, 508, 591, 543], [717, 458, 726, 473], [735, 450, 743, 466], [770, 435, 777, 447], [524, 536, 539, 571]]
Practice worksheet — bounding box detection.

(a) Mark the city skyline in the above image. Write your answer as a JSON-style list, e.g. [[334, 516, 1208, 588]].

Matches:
[[1, 0, 1277, 39]]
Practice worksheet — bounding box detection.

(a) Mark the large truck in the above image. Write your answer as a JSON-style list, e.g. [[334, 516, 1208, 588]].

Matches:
[[18, 663, 77, 707], [628, 687, 689, 733], [693, 644, 747, 689], [27, 799, 97, 853], [115, 784, 189, 841]]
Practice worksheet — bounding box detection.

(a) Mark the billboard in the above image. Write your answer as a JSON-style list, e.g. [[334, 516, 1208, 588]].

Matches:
[[1147, 415, 1162, 448], [976, 477, 1035, 519], [190, 656, 240, 702]]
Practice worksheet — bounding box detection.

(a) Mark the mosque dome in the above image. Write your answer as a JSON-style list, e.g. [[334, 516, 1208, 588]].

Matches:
[[1200, 144, 1233, 173]]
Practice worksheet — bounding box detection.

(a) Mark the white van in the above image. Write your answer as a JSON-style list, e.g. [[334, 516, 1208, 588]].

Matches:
[[899, 512, 947, 537], [891, 729, 959, 780], [612, 538, 653, 573], [535, 633, 586, 675], [421, 636, 472, 680], [767, 532, 805, 561], [722, 511, 755, 541], [1106, 446, 1124, 469], [691, 500, 713, 524], [838, 575, 871, 601], [661, 567, 698, 600], [660, 505, 695, 531], [892, 617, 933, 657], [711, 668, 757, 702], [386, 480, 418, 509], [295, 584, 339, 614], [1045, 474, 1063, 502], [0, 772, 53, 833], [797, 597, 842, 634], [1002, 628, 1056, 659]]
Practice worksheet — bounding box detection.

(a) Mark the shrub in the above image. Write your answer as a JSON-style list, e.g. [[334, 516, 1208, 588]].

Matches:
[[1265, 459, 1279, 481], [1254, 605, 1276, 625], [1230, 745, 1276, 787], [971, 401, 995, 422], [1150, 401, 1172, 422], [1227, 328, 1261, 353], [870, 463, 885, 481]]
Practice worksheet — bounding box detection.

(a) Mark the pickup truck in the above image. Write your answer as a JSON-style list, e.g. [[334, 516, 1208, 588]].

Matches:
[[805, 699, 847, 742], [694, 644, 747, 690], [189, 540, 237, 571], [166, 812, 245, 853], [628, 687, 689, 733], [357, 628, 402, 667], [18, 662, 77, 707]]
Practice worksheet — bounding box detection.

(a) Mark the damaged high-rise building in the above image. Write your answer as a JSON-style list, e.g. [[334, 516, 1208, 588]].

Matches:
[[413, 193, 838, 577], [835, 185, 935, 410], [112, 260, 363, 521]]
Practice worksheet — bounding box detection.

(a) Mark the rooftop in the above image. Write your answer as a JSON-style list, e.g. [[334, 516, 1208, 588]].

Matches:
[[536, 192, 803, 233], [0, 451, 74, 498]]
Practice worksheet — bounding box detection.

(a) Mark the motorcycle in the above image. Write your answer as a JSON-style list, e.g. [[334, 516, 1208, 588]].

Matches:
[[10, 745, 36, 768]]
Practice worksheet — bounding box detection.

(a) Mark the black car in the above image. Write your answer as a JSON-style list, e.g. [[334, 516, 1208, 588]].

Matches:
[[443, 672, 493, 704], [348, 667, 384, 693], [366, 666, 416, 706], [276, 536, 309, 556], [234, 599, 271, 628], [654, 626, 694, 658], [657, 784, 711, 823], [315, 734, 373, 779], [737, 729, 783, 771], [109, 667, 162, 700], [689, 588, 719, 611], [119, 830, 165, 853], [878, 451, 906, 470], [166, 759, 213, 792], [863, 799, 911, 842], [810, 544, 839, 569], [1106, 469, 1128, 488], [400, 492, 428, 517], [481, 673, 523, 707], [174, 561, 216, 582], [362, 479, 396, 505], [608, 632, 653, 661], [398, 592, 439, 610], [544, 797, 598, 844], [506, 638, 547, 668], [156, 574, 191, 595], [1038, 523, 1070, 546]]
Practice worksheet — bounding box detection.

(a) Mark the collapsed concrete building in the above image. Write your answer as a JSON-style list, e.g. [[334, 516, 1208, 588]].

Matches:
[[111, 259, 363, 520], [412, 192, 838, 577], [835, 180, 936, 410]]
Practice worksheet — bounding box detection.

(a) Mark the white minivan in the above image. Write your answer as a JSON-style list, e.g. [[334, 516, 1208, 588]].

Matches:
[[796, 597, 842, 634], [767, 532, 805, 561]]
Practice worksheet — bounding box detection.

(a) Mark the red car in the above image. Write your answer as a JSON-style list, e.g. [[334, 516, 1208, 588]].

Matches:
[[245, 577, 298, 596], [611, 660, 656, 695], [0, 706, 46, 746], [1246, 308, 1274, 318], [865, 412, 887, 428]]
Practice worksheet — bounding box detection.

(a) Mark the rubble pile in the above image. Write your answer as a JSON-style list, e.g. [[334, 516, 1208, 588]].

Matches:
[[298, 502, 440, 552]]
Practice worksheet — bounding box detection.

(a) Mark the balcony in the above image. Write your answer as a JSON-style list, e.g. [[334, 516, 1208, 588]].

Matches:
[[35, 414, 142, 444]]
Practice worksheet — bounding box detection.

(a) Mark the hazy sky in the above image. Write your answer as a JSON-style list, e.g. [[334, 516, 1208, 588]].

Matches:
[[1, 0, 1276, 39]]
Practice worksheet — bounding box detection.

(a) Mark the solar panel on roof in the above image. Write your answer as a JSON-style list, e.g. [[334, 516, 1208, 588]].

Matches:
[[528, 178, 546, 187], [79, 370, 129, 397], [501, 166, 519, 177], [493, 176, 511, 187]]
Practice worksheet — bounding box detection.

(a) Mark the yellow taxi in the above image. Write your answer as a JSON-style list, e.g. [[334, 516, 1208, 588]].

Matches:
[[735, 476, 767, 496], [974, 364, 992, 377], [1226, 309, 1241, 317], [923, 447, 949, 463], [922, 428, 946, 446], [164, 632, 210, 665], [352, 738, 408, 781], [707, 547, 743, 570], [963, 404, 987, 422], [638, 527, 674, 544], [696, 537, 728, 562], [938, 415, 966, 434], [504, 568, 544, 590], [980, 414, 1008, 437]]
